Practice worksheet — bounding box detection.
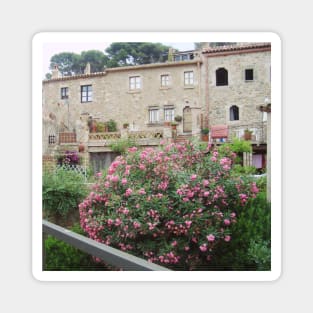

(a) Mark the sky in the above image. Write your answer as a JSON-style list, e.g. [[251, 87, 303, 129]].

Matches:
[[43, 42, 195, 77]]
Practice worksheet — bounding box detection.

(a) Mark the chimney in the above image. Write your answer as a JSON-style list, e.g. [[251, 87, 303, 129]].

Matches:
[[84, 62, 91, 75], [51, 65, 60, 79]]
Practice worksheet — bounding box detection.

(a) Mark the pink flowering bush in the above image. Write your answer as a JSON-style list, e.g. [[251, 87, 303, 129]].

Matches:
[[79, 141, 259, 270]]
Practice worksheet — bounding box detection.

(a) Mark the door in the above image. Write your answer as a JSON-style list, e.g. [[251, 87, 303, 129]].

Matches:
[[183, 106, 192, 132]]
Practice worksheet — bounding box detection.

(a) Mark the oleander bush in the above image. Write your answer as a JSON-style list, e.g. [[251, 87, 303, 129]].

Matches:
[[79, 141, 261, 270]]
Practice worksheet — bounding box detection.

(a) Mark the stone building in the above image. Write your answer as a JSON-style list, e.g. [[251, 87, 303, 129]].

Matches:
[[42, 43, 271, 172]]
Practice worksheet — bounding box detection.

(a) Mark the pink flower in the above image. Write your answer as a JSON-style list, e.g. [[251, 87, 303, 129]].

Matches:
[[224, 235, 231, 242], [133, 221, 141, 229], [114, 218, 122, 226], [230, 212, 236, 218], [185, 220, 192, 228], [207, 234, 215, 242], [191, 174, 197, 181], [138, 188, 146, 195], [200, 244, 207, 252], [202, 179, 209, 187], [171, 241, 177, 247], [110, 175, 119, 183], [203, 191, 210, 197], [96, 172, 102, 177], [224, 219, 231, 226], [128, 147, 138, 153], [125, 188, 133, 197]]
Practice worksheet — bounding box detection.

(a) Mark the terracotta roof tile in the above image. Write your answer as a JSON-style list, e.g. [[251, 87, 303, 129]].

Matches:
[[202, 42, 271, 54]]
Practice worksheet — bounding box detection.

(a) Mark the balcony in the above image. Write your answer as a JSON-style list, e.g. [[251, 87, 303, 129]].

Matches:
[[210, 122, 267, 144]]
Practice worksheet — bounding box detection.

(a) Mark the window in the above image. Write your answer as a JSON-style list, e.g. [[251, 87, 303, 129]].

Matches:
[[149, 108, 159, 123], [161, 74, 170, 87], [184, 71, 194, 85], [164, 107, 174, 121], [81, 85, 92, 102], [61, 87, 68, 99], [216, 68, 228, 86], [48, 134, 56, 145], [230, 105, 239, 121], [129, 76, 141, 90], [245, 69, 254, 81]]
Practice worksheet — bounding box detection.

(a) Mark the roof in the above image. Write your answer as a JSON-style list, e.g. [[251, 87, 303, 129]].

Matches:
[[202, 42, 271, 56], [43, 59, 201, 83]]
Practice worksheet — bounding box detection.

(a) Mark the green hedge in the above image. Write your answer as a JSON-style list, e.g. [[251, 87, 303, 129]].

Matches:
[[43, 224, 107, 271], [206, 192, 271, 271]]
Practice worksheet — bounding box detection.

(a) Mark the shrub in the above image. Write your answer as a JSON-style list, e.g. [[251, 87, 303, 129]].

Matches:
[[110, 138, 137, 154], [79, 141, 259, 270], [207, 192, 271, 270], [44, 224, 107, 271], [43, 167, 88, 223], [107, 119, 117, 132], [57, 150, 80, 166]]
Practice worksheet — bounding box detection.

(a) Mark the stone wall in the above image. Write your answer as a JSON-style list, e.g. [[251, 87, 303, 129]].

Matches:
[[42, 61, 201, 138], [206, 50, 271, 128]]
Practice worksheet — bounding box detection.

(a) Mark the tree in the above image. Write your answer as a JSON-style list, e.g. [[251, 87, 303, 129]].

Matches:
[[79, 50, 109, 73], [49, 52, 81, 76], [105, 42, 170, 66], [46, 43, 172, 78]]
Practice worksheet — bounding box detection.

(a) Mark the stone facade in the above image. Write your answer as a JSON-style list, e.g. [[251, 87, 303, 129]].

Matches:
[[42, 43, 271, 171], [201, 44, 271, 143]]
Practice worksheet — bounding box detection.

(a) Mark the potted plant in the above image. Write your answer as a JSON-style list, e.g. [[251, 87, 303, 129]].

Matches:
[[174, 115, 183, 122], [171, 121, 178, 130], [201, 128, 209, 141], [244, 129, 253, 140], [123, 123, 129, 129]]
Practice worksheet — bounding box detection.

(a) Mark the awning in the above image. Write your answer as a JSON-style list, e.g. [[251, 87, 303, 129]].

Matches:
[[210, 125, 228, 139]]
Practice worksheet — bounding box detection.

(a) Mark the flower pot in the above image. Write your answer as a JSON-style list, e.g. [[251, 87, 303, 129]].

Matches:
[[244, 133, 252, 140], [78, 144, 85, 152], [201, 134, 209, 141]]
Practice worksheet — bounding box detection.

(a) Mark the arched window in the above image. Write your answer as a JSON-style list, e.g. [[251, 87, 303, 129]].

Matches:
[[230, 105, 239, 121], [216, 68, 228, 86]]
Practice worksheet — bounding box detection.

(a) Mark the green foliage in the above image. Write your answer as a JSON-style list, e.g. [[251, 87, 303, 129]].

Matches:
[[208, 192, 271, 270], [231, 164, 257, 175], [110, 138, 137, 153], [47, 43, 172, 78], [201, 128, 209, 135], [106, 119, 117, 132], [49, 52, 81, 76], [219, 137, 252, 154], [44, 224, 106, 271], [247, 239, 271, 270], [95, 121, 107, 132], [79, 50, 109, 73], [105, 42, 170, 66], [42, 167, 88, 218]]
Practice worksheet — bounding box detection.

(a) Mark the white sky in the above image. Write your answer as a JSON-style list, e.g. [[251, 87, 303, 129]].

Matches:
[[43, 42, 195, 77]]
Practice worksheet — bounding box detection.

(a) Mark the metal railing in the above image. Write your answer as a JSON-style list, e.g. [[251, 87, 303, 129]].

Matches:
[[42, 220, 171, 271]]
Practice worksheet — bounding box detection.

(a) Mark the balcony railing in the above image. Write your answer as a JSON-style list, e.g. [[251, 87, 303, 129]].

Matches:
[[42, 220, 171, 271], [228, 122, 267, 143]]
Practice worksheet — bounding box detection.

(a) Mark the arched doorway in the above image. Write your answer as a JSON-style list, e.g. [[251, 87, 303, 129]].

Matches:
[[183, 106, 192, 133]]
